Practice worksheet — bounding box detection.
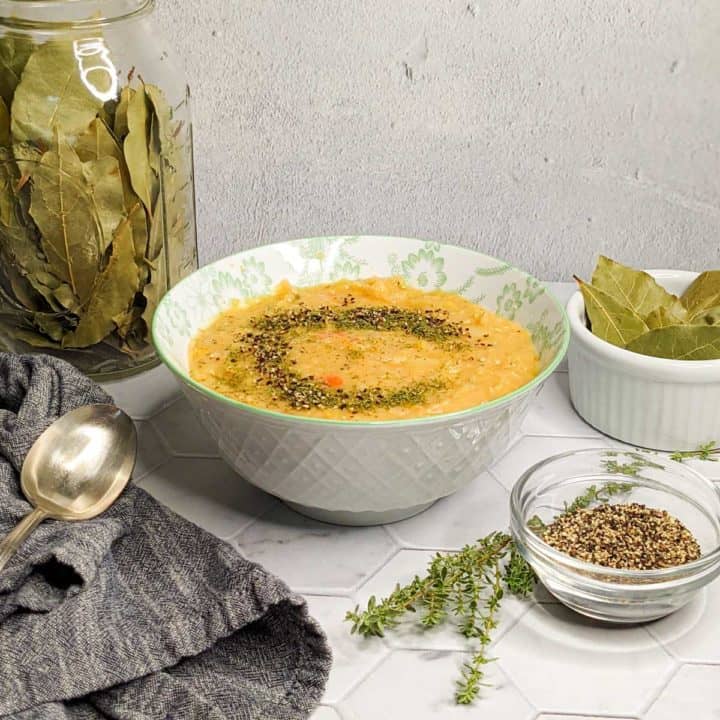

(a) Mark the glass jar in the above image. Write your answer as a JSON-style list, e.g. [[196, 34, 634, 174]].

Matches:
[[0, 0, 197, 378]]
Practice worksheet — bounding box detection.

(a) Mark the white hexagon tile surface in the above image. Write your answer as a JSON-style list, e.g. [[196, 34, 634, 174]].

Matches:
[[387, 471, 511, 550], [101, 282, 719, 720]]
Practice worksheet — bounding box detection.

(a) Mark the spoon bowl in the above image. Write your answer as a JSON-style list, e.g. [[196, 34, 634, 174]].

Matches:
[[0, 404, 137, 573], [22, 404, 137, 520]]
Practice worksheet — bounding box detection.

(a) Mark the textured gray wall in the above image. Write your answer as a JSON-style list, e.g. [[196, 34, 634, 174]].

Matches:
[[157, 0, 719, 281]]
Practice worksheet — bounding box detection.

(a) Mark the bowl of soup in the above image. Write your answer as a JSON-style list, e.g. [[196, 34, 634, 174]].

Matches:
[[152, 236, 569, 525]]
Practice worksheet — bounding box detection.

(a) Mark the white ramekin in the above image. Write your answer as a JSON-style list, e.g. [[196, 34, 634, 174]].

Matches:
[[567, 269, 720, 451]]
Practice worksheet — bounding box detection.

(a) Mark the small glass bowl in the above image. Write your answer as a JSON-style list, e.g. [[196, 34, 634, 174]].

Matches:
[[510, 448, 720, 623]]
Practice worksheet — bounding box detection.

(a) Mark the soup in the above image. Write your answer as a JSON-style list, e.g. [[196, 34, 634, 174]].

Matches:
[[189, 277, 539, 420]]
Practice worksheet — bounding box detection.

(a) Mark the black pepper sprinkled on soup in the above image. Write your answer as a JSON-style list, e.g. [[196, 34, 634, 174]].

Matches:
[[189, 277, 540, 420]]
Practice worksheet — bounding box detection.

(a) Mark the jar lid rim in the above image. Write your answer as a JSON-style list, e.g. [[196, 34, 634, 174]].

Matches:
[[0, 0, 154, 30]]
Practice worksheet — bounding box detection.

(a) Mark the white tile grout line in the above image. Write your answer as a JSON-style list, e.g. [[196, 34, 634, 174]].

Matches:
[[495, 670, 540, 720], [347, 537, 403, 595], [316, 704, 345, 720], [531, 714, 641, 719], [145, 404, 181, 456], [147, 399, 222, 459], [636, 659, 681, 719], [223, 499, 283, 544], [331, 644, 394, 706], [644, 622, 684, 665], [523, 431, 607, 440], [301, 591, 354, 601]]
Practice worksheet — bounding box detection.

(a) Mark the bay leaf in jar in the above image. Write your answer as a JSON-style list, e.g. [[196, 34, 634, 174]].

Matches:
[[0, 35, 33, 108], [123, 86, 157, 214], [29, 130, 98, 305], [0, 33, 194, 366], [80, 156, 126, 253], [0, 97, 10, 147], [11, 41, 103, 145], [62, 216, 140, 348]]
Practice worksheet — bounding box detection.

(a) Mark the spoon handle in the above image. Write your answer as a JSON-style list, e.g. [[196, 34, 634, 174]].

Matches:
[[0, 508, 48, 573]]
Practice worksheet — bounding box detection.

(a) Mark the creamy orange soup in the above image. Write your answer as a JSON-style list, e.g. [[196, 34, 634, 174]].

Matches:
[[189, 277, 539, 420]]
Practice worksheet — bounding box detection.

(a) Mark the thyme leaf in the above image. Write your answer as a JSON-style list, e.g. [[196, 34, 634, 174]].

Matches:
[[563, 481, 634, 513], [670, 441, 720, 463]]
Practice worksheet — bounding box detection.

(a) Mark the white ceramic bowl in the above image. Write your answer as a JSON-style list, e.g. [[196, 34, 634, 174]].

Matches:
[[568, 269, 720, 451], [153, 236, 569, 525]]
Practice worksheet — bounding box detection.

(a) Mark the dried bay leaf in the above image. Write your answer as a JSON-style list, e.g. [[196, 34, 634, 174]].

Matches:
[[81, 156, 125, 253], [145, 192, 165, 261], [681, 271, 720, 320], [140, 242, 166, 333], [123, 86, 157, 214], [0, 147, 75, 314], [592, 255, 686, 323], [148, 110, 162, 177], [99, 99, 117, 130], [127, 201, 149, 284], [5, 267, 41, 310], [62, 217, 140, 348], [14, 326, 61, 349], [0, 146, 16, 225], [626, 325, 720, 360], [75, 117, 123, 163], [11, 40, 103, 145], [33, 311, 69, 342], [30, 130, 98, 303], [1, 49, 193, 356], [645, 305, 683, 330], [114, 86, 134, 139], [576, 277, 649, 348], [0, 35, 33, 107], [114, 302, 142, 340], [76, 117, 148, 260], [145, 85, 190, 281], [140, 198, 170, 331], [76, 116, 151, 288], [12, 141, 43, 183], [0, 224, 67, 313], [0, 97, 10, 147], [144, 85, 173, 150], [695, 306, 720, 326]]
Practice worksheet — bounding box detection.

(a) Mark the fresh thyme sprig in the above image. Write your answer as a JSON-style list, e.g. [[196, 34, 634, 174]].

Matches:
[[526, 480, 633, 537], [346, 532, 533, 705], [670, 441, 720, 463], [601, 451, 664, 477], [563, 481, 634, 512], [345, 481, 633, 705]]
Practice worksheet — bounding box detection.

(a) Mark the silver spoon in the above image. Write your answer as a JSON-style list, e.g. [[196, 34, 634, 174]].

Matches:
[[0, 404, 137, 573]]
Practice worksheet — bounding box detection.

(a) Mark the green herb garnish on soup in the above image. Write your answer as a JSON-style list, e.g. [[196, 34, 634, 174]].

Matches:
[[189, 277, 540, 420]]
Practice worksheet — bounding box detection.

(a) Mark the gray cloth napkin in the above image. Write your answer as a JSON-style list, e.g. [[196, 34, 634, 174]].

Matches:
[[0, 353, 331, 719]]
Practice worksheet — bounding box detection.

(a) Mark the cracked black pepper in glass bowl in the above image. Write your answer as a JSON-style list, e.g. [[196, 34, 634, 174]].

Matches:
[[510, 448, 720, 623]]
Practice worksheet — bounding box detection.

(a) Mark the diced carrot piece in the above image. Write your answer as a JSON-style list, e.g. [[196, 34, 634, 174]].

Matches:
[[323, 374, 344, 388]]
